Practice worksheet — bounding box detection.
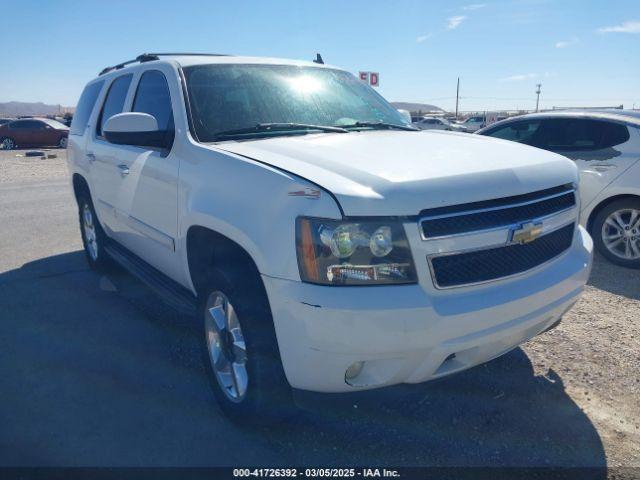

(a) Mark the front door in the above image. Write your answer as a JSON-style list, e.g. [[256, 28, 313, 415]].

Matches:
[[112, 67, 180, 279]]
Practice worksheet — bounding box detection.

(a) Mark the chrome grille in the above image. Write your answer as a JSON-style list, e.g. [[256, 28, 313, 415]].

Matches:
[[420, 184, 575, 239]]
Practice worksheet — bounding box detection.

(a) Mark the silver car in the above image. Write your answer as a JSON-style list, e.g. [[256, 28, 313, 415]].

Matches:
[[478, 110, 640, 268]]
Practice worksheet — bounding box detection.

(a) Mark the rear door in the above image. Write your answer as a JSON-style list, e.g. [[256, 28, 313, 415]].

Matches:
[[88, 73, 134, 237], [533, 118, 639, 208]]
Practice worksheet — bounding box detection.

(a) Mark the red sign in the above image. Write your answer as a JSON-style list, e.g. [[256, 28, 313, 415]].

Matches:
[[359, 72, 369, 82], [370, 72, 379, 87]]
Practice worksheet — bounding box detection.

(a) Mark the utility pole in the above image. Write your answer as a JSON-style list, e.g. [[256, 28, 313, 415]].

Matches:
[[455, 77, 460, 120], [535, 83, 542, 112]]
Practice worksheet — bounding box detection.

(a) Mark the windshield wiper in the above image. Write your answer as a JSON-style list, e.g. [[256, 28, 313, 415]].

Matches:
[[337, 121, 419, 131], [212, 122, 348, 141]]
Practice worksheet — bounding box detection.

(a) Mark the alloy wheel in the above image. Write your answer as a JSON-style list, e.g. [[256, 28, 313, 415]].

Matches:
[[601, 208, 640, 260], [82, 204, 99, 261], [204, 291, 249, 402], [1, 138, 14, 150]]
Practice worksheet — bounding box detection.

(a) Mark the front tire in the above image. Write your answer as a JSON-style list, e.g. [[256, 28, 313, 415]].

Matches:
[[199, 267, 294, 424], [592, 198, 640, 268]]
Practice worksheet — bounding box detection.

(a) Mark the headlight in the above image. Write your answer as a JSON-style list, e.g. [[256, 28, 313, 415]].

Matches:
[[296, 217, 417, 285]]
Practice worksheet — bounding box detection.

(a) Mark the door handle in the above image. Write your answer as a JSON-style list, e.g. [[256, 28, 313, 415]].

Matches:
[[592, 164, 616, 172], [118, 164, 130, 176], [86, 153, 96, 163]]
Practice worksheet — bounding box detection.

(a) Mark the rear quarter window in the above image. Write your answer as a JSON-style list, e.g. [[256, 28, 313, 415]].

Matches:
[[70, 81, 104, 136]]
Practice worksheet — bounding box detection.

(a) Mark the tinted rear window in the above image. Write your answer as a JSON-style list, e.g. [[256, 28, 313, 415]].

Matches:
[[70, 81, 104, 136]]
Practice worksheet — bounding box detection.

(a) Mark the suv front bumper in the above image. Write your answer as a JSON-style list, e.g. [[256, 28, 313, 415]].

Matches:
[[262, 226, 593, 393]]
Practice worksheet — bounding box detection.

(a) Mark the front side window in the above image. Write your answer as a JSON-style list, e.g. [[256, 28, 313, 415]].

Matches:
[[10, 120, 42, 129], [485, 121, 542, 145], [70, 80, 104, 135], [97, 74, 133, 137], [535, 118, 628, 152], [132, 70, 174, 131], [183, 64, 408, 142]]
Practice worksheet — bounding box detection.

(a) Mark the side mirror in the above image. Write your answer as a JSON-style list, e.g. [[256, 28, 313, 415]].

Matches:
[[103, 112, 171, 149]]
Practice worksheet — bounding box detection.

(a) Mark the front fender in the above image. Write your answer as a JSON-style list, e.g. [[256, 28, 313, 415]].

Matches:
[[177, 145, 342, 290]]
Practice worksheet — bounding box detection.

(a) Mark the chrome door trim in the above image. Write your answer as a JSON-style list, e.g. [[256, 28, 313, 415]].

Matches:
[[125, 215, 175, 251]]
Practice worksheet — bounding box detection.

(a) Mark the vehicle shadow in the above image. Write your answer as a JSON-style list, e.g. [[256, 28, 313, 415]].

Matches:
[[0, 252, 606, 472], [271, 350, 607, 470], [587, 253, 640, 301]]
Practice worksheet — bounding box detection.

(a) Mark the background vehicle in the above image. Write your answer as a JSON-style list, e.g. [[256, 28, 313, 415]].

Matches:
[[0, 117, 69, 150], [67, 53, 591, 422], [413, 116, 467, 132], [0, 118, 14, 126], [457, 115, 486, 132], [478, 110, 640, 268]]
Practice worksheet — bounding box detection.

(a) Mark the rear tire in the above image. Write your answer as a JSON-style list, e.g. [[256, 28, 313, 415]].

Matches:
[[1, 137, 15, 150], [592, 198, 640, 269], [199, 266, 294, 424], [77, 193, 115, 272], [58, 137, 68, 149]]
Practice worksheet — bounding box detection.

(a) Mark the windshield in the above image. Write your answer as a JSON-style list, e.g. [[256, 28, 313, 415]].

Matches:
[[183, 64, 410, 141]]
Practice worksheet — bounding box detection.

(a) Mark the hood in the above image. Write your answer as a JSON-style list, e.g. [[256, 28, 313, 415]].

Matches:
[[213, 130, 578, 216]]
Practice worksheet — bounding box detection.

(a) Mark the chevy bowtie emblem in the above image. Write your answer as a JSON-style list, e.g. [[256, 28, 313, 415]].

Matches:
[[510, 221, 543, 244]]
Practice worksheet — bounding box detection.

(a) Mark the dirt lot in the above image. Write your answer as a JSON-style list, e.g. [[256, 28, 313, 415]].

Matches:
[[0, 148, 638, 471]]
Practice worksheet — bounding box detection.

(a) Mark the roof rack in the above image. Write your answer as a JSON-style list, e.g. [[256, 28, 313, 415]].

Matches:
[[99, 52, 230, 76]]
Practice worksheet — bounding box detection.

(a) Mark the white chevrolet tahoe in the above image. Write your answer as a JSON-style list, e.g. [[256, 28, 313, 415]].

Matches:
[[67, 53, 593, 421]]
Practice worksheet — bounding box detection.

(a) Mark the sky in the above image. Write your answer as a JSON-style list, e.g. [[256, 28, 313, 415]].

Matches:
[[0, 0, 638, 112]]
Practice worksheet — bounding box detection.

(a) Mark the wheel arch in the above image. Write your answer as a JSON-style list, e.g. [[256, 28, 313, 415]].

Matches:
[[72, 173, 90, 201], [586, 194, 640, 233], [186, 225, 266, 298]]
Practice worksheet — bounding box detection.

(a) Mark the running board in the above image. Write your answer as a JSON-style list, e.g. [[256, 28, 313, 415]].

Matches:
[[104, 242, 197, 316]]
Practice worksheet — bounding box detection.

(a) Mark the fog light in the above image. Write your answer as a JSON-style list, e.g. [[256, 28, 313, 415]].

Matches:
[[345, 361, 365, 381]]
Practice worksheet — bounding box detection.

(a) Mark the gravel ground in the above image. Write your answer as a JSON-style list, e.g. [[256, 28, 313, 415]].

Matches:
[[0, 148, 638, 472]]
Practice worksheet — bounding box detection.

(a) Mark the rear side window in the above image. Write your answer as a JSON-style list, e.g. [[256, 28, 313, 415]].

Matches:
[[537, 119, 630, 152], [97, 74, 133, 137], [132, 70, 174, 131], [70, 81, 104, 135]]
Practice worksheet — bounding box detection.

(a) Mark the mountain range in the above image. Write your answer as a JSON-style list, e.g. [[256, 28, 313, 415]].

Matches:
[[0, 101, 74, 117]]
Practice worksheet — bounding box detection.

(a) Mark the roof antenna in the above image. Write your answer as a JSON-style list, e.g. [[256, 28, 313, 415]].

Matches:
[[313, 53, 324, 64]]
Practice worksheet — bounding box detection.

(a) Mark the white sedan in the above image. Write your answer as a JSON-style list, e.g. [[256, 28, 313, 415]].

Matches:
[[478, 110, 640, 268], [413, 116, 468, 132]]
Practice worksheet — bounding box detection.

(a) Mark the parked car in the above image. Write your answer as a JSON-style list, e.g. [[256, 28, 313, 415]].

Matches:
[[457, 115, 486, 132], [478, 110, 640, 268], [0, 118, 14, 126], [413, 116, 468, 132], [0, 118, 69, 150], [67, 53, 592, 421]]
